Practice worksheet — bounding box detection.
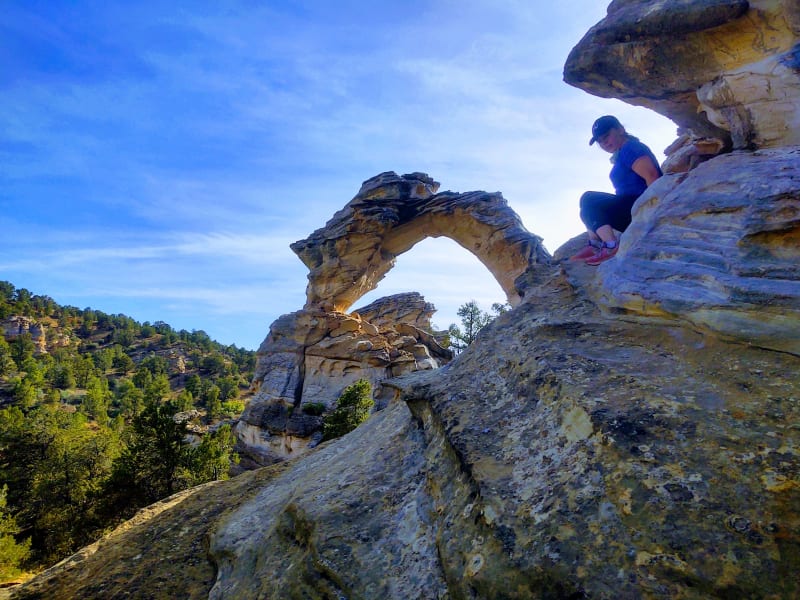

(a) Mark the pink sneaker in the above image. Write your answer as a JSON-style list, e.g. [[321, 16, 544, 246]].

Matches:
[[585, 244, 619, 266], [569, 243, 602, 261]]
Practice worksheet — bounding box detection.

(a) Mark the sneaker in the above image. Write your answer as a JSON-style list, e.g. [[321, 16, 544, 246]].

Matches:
[[569, 243, 602, 261], [585, 244, 619, 266]]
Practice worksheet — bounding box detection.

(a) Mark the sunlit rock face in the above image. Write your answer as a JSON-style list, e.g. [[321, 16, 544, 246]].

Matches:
[[591, 147, 800, 356], [236, 172, 547, 465], [292, 171, 550, 311], [564, 0, 800, 149]]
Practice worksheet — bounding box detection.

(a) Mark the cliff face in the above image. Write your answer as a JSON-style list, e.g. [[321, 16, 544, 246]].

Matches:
[[8, 2, 800, 599]]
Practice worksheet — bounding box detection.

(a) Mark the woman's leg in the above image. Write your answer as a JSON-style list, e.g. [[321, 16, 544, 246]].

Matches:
[[580, 192, 619, 243]]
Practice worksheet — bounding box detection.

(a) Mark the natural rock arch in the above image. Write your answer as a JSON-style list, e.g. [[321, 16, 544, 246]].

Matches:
[[291, 171, 551, 313]]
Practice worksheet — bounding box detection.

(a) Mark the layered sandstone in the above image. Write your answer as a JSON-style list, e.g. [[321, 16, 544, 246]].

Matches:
[[236, 173, 548, 465], [2, 316, 48, 354], [586, 147, 800, 356], [564, 0, 800, 149], [236, 293, 452, 465], [292, 171, 549, 311]]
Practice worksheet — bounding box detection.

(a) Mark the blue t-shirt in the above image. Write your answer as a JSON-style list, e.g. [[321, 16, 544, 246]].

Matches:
[[610, 138, 662, 197]]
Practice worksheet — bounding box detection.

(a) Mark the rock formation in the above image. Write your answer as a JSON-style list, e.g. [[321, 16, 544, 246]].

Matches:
[[292, 171, 549, 311], [7, 2, 800, 599], [236, 292, 453, 465], [2, 316, 49, 354], [236, 173, 548, 465], [564, 0, 800, 150], [588, 146, 800, 356], [563, 0, 800, 358]]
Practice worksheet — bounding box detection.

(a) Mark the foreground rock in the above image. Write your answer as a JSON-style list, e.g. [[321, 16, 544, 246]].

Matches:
[[9, 258, 799, 599]]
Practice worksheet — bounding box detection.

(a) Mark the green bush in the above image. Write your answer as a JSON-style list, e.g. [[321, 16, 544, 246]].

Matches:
[[220, 399, 245, 417], [322, 379, 373, 441]]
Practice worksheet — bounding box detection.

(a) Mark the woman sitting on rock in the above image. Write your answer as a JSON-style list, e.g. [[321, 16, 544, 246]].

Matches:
[[571, 115, 663, 265]]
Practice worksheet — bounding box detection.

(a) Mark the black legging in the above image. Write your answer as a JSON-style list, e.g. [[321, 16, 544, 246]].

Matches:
[[579, 191, 639, 233]]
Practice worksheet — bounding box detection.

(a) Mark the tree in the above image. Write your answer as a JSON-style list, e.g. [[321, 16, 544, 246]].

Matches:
[[447, 300, 509, 353], [322, 379, 374, 441], [447, 300, 493, 353], [0, 338, 15, 377], [216, 376, 240, 402], [9, 334, 35, 367], [191, 424, 238, 482], [108, 400, 192, 511], [0, 484, 30, 582], [81, 376, 111, 421], [204, 385, 221, 421], [143, 373, 171, 405]]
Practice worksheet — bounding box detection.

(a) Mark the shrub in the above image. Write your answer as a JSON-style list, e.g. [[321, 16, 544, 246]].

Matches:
[[322, 379, 373, 441], [220, 400, 245, 418]]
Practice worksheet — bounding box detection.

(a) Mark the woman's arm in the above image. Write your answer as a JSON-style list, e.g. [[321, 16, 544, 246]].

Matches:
[[632, 155, 661, 186]]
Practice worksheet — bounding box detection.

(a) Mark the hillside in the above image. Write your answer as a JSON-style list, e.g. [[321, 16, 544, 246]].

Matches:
[[0, 281, 256, 579]]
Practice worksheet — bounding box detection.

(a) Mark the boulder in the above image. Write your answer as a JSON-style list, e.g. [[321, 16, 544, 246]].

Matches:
[[564, 0, 800, 149]]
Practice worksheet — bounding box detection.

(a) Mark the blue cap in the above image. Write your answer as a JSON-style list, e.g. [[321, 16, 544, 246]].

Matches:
[[589, 115, 622, 145]]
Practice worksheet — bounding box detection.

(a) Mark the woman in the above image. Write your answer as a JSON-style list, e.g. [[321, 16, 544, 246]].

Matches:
[[571, 115, 662, 265]]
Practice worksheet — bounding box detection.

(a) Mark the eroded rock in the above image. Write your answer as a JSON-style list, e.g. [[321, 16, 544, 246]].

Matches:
[[237, 173, 547, 465], [564, 0, 800, 149], [292, 171, 550, 311], [592, 146, 800, 356]]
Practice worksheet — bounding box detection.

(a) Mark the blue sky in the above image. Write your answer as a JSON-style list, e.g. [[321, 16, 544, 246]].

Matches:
[[1, 1, 677, 350]]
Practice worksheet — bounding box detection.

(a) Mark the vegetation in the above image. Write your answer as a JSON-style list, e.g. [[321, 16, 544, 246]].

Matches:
[[447, 300, 509, 353], [322, 379, 374, 441], [0, 281, 254, 578]]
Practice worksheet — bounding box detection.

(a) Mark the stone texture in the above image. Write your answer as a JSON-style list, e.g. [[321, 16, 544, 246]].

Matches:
[[11, 261, 799, 599], [590, 146, 800, 356], [2, 316, 49, 354], [564, 0, 800, 149], [292, 171, 550, 311], [237, 298, 453, 465], [237, 173, 547, 465]]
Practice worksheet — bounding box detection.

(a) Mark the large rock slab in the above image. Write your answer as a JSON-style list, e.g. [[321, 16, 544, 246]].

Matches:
[[590, 146, 800, 356], [12, 266, 799, 599], [564, 0, 800, 149]]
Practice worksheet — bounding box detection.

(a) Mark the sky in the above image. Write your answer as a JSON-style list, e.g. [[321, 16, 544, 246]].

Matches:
[[1, 1, 679, 351]]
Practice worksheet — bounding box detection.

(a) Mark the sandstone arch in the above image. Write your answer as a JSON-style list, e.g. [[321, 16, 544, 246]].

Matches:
[[291, 171, 551, 312]]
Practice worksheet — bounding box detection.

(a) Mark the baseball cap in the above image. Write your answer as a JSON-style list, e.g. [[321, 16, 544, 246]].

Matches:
[[589, 115, 622, 145]]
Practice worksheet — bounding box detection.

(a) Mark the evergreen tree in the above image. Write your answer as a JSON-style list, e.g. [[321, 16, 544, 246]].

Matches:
[[447, 300, 508, 353], [322, 379, 374, 441], [191, 424, 238, 482], [0, 484, 30, 582], [108, 400, 191, 511]]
